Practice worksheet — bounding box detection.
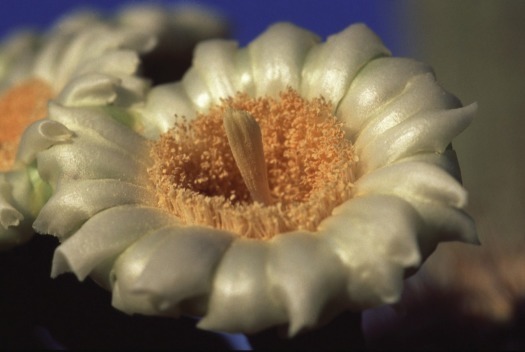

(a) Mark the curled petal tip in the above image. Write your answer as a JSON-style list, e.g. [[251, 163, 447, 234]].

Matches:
[[38, 119, 74, 142], [0, 207, 23, 229], [16, 119, 73, 165]]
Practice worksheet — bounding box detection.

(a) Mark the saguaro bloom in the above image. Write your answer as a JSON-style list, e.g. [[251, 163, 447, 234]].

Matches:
[[33, 22, 477, 335]]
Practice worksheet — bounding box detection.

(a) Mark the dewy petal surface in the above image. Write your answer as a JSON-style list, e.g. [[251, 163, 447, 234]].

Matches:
[[52, 205, 180, 280], [125, 226, 235, 312], [301, 23, 390, 104], [338, 57, 435, 137], [33, 22, 476, 335], [248, 23, 319, 96], [319, 195, 422, 306], [198, 239, 287, 334]]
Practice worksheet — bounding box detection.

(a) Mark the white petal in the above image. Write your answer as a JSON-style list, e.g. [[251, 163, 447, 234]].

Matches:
[[37, 132, 149, 188], [400, 148, 462, 182], [233, 49, 256, 96], [55, 73, 120, 107], [414, 202, 478, 257], [113, 75, 151, 108], [354, 73, 461, 152], [34, 179, 157, 239], [301, 23, 390, 105], [139, 82, 197, 138], [359, 103, 477, 175], [0, 219, 33, 251], [40, 27, 105, 89], [319, 195, 422, 307], [0, 177, 23, 230], [5, 167, 50, 220], [0, 31, 38, 89], [48, 11, 101, 35], [354, 161, 468, 208], [337, 57, 434, 137], [61, 48, 149, 108], [32, 32, 74, 84], [182, 39, 258, 107], [113, 226, 234, 316], [0, 172, 34, 250], [51, 205, 179, 280], [193, 40, 239, 100], [73, 49, 140, 77], [181, 68, 213, 111], [36, 26, 154, 91], [15, 119, 74, 165], [267, 232, 347, 336], [0, 200, 23, 230], [248, 22, 319, 97], [198, 239, 287, 334], [48, 102, 149, 156]]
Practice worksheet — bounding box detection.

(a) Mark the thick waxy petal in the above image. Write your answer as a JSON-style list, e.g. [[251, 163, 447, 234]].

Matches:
[[353, 73, 461, 152], [55, 73, 120, 107], [15, 119, 73, 165], [400, 148, 462, 182], [267, 232, 348, 336], [30, 32, 75, 84], [358, 103, 477, 175], [37, 132, 149, 188], [51, 205, 179, 280], [233, 49, 256, 96], [193, 40, 239, 101], [301, 23, 390, 105], [198, 239, 287, 333], [0, 177, 23, 230], [112, 226, 235, 316], [33, 26, 155, 91], [181, 68, 214, 111], [48, 102, 149, 157], [337, 57, 434, 137], [354, 161, 468, 208], [0, 32, 39, 90], [413, 202, 478, 257], [319, 195, 422, 307], [249, 22, 319, 97], [5, 167, 50, 220], [138, 82, 197, 138], [34, 179, 157, 239], [73, 50, 140, 77], [0, 174, 35, 249]]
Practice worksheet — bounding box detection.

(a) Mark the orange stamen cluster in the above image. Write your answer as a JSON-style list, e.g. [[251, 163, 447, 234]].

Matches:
[[0, 79, 54, 171], [149, 88, 358, 239]]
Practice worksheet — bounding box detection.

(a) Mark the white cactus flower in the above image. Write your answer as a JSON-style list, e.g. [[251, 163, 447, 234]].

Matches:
[[33, 22, 477, 335], [0, 4, 228, 250]]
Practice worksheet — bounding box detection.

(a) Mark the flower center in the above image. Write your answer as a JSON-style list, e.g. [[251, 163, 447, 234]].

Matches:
[[0, 78, 54, 171], [148, 88, 358, 239]]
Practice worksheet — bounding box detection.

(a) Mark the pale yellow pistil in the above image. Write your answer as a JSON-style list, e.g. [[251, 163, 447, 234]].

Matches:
[[0, 79, 54, 171], [223, 109, 273, 206], [149, 88, 358, 239]]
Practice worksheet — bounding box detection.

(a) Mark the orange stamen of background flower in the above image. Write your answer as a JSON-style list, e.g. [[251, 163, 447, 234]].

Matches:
[[0, 79, 54, 171]]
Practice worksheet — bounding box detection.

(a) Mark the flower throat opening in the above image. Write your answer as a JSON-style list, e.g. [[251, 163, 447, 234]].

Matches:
[[0, 79, 54, 171], [148, 88, 358, 239]]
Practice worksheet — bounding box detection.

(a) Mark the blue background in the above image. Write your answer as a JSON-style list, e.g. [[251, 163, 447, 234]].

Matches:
[[0, 0, 404, 53]]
